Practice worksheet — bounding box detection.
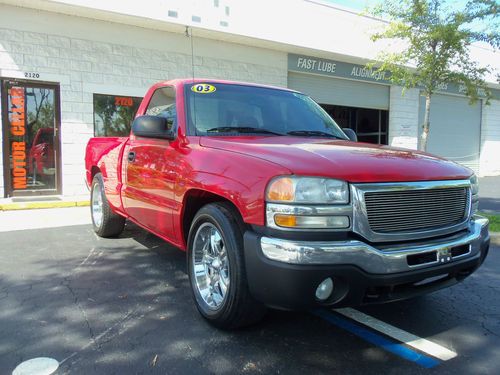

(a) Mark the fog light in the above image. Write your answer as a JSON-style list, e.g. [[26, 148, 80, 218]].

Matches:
[[315, 277, 334, 301]]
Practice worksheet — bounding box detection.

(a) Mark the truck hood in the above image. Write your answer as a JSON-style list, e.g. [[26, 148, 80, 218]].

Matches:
[[199, 136, 473, 183]]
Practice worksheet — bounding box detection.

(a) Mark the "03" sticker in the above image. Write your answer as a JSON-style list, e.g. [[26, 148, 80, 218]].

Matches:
[[191, 83, 216, 94]]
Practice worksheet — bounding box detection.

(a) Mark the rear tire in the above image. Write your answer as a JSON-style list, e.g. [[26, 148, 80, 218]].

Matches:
[[91, 173, 125, 237], [187, 202, 266, 329]]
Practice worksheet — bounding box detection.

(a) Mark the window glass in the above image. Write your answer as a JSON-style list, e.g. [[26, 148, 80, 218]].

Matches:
[[186, 83, 346, 139], [320, 104, 389, 145], [93, 94, 142, 137], [145, 87, 176, 130]]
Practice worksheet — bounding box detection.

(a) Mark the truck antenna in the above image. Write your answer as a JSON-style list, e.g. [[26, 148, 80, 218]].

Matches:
[[185, 26, 195, 84], [185, 25, 197, 129]]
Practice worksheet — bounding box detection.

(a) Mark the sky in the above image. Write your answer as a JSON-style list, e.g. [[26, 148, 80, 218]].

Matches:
[[325, 0, 474, 13], [324, 0, 495, 31], [324, 0, 375, 11]]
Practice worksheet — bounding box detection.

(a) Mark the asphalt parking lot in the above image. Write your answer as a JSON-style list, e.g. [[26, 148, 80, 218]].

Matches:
[[479, 176, 500, 213], [1, 208, 499, 374]]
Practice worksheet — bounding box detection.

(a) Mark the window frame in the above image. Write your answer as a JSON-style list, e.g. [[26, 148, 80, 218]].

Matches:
[[144, 85, 178, 138]]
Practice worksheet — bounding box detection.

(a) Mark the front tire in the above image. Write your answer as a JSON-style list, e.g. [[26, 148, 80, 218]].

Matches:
[[91, 173, 125, 237], [187, 202, 266, 329]]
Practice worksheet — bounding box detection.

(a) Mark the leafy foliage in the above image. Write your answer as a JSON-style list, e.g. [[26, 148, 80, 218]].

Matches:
[[367, 0, 499, 150]]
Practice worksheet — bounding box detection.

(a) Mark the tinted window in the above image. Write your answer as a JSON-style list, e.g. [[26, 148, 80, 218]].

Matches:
[[93, 94, 142, 137], [185, 83, 347, 139], [145, 86, 176, 130]]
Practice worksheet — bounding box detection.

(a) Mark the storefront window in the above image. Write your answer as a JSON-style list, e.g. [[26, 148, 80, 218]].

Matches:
[[93, 94, 142, 137], [1, 81, 60, 196], [321, 104, 389, 145]]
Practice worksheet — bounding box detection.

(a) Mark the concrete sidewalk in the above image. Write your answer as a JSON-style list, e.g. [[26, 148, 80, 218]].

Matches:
[[0, 206, 91, 232]]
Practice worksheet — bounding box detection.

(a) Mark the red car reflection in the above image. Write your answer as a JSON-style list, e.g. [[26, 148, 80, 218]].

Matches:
[[28, 128, 55, 182]]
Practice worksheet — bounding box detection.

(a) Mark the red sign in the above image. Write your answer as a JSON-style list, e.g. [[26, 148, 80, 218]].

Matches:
[[115, 96, 134, 107]]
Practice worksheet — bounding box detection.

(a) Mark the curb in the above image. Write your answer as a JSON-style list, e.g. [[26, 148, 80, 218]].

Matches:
[[0, 200, 90, 211]]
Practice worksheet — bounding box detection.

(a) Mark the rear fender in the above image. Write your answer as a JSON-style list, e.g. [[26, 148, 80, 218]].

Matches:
[[85, 137, 128, 213]]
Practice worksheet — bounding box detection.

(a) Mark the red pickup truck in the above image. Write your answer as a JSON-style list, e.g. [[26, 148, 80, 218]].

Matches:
[[85, 79, 490, 329]]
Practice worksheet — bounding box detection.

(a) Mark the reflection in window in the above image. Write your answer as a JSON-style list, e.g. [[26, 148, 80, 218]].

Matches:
[[321, 104, 389, 145], [145, 87, 177, 130], [93, 94, 142, 137]]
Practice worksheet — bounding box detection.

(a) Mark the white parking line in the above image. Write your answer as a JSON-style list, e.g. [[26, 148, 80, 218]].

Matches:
[[336, 308, 457, 361]]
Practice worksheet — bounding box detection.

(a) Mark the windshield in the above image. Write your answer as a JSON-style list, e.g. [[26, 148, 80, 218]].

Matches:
[[185, 83, 347, 139]]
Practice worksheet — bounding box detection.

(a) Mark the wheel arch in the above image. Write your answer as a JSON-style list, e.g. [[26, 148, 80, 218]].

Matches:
[[181, 189, 245, 249], [91, 166, 101, 181]]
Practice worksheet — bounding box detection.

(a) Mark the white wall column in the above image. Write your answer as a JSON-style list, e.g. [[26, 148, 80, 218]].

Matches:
[[479, 100, 500, 176], [388, 86, 419, 150]]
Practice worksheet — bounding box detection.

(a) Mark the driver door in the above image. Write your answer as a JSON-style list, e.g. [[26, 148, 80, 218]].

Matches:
[[122, 86, 177, 240]]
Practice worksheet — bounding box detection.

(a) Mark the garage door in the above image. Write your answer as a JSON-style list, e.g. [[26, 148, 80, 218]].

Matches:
[[288, 72, 390, 110], [418, 94, 481, 173]]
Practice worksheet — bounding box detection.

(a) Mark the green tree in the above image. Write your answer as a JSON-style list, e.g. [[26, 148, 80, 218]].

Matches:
[[368, 0, 499, 151]]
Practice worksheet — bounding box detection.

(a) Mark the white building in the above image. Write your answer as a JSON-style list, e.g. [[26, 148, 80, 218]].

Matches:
[[0, 0, 499, 199]]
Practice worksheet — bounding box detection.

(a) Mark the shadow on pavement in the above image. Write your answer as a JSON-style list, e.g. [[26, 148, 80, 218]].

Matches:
[[0, 223, 499, 374]]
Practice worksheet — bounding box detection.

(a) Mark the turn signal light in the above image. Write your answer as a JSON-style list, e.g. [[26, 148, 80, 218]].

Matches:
[[274, 214, 350, 229], [274, 214, 297, 227]]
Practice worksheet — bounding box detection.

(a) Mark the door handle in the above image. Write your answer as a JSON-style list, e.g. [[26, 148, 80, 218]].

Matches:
[[128, 151, 136, 162]]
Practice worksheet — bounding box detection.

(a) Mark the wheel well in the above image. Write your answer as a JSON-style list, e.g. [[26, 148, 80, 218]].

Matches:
[[182, 189, 244, 245], [91, 166, 101, 181]]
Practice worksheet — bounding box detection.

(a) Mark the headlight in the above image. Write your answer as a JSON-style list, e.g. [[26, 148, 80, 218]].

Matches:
[[266, 176, 349, 204], [469, 174, 479, 196], [470, 174, 479, 215]]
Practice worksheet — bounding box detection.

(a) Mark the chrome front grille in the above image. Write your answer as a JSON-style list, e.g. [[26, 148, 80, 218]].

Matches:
[[364, 187, 469, 233], [351, 180, 472, 243]]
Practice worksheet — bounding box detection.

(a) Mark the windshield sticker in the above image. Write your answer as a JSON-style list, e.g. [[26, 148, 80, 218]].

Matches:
[[191, 83, 216, 94]]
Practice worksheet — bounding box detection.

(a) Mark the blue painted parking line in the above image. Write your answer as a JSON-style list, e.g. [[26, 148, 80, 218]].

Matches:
[[312, 309, 441, 368]]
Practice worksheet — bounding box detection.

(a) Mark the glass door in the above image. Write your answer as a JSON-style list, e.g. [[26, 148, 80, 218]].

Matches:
[[1, 80, 61, 197]]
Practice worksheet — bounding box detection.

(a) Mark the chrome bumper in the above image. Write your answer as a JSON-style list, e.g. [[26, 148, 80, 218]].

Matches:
[[260, 216, 489, 274]]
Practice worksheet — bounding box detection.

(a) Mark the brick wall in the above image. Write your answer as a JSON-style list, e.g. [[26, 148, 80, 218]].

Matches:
[[0, 5, 287, 198], [388, 86, 420, 150]]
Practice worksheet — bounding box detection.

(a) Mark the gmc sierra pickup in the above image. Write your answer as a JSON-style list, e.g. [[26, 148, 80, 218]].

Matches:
[[85, 79, 490, 329]]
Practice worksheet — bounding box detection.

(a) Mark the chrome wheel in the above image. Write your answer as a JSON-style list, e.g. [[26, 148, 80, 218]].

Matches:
[[192, 222, 230, 309], [91, 181, 103, 228]]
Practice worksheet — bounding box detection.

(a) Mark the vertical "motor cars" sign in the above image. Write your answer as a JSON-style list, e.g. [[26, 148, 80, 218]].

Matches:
[[9, 87, 27, 190]]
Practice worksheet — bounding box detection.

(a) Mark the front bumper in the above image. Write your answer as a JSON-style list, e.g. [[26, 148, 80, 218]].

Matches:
[[244, 216, 490, 310]]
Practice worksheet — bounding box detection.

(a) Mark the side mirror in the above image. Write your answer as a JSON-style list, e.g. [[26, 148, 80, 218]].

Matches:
[[342, 128, 357, 142], [132, 115, 175, 140]]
